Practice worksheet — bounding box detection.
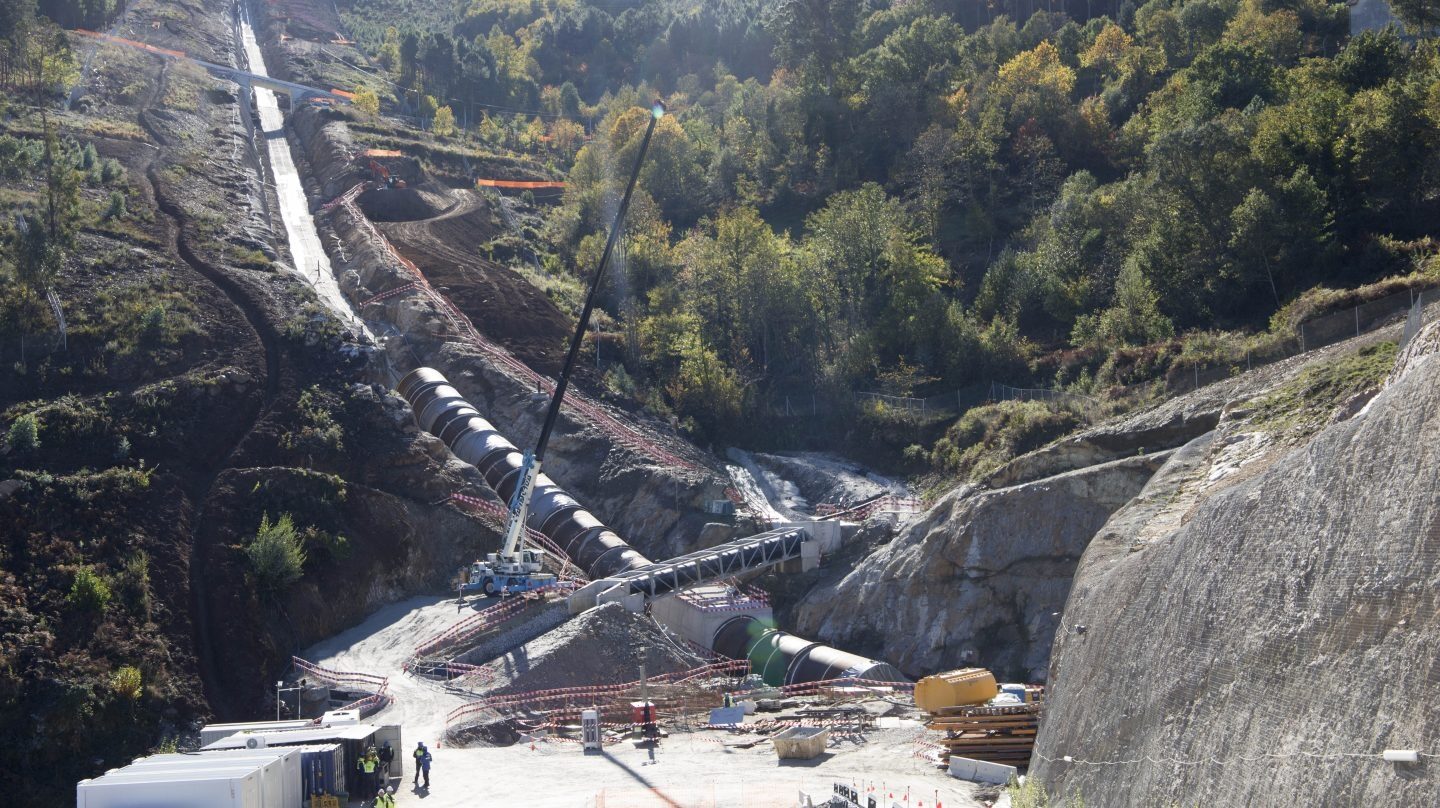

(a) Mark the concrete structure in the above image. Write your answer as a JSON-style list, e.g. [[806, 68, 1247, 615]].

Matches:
[[948, 756, 1018, 786], [650, 584, 772, 649]]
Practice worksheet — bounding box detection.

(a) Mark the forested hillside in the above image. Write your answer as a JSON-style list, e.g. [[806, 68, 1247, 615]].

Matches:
[[333, 0, 1440, 457]]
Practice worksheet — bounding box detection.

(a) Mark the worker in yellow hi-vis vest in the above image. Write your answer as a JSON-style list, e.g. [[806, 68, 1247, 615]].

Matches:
[[356, 747, 379, 800]]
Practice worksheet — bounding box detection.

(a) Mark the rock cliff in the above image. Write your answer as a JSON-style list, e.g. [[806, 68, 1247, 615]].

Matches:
[[1030, 323, 1439, 805], [789, 325, 1406, 690], [791, 454, 1167, 680]]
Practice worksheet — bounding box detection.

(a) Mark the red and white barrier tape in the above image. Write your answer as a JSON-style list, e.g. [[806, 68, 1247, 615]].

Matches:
[[291, 656, 388, 689], [445, 660, 751, 728]]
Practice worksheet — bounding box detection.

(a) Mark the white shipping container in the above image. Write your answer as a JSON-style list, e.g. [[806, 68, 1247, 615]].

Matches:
[[77, 769, 262, 808], [141, 749, 302, 808], [200, 720, 312, 747], [108, 761, 283, 808]]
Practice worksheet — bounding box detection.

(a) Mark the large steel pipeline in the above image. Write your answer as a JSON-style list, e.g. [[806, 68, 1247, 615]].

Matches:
[[399, 367, 648, 579], [397, 367, 906, 686], [712, 615, 905, 685]]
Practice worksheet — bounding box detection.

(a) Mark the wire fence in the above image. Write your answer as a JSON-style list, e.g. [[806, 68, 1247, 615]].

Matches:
[[760, 383, 991, 421], [988, 382, 1100, 421], [779, 285, 1436, 425], [1167, 285, 1440, 395]]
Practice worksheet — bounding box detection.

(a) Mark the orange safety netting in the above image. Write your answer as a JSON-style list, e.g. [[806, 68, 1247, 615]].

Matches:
[[73, 29, 187, 60], [361, 148, 403, 158], [329, 88, 356, 99], [474, 178, 566, 189]]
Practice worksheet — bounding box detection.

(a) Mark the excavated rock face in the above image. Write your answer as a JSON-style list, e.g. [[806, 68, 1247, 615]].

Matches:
[[1032, 322, 1440, 806], [790, 454, 1168, 681]]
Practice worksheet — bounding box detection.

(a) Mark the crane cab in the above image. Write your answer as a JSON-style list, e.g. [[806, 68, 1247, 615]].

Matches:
[[460, 550, 554, 597]]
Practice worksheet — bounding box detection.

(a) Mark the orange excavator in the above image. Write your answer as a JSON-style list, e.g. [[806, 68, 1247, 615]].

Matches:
[[367, 159, 405, 190]]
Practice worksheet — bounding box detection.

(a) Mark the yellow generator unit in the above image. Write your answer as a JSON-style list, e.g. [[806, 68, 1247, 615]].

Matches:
[[914, 668, 998, 714]]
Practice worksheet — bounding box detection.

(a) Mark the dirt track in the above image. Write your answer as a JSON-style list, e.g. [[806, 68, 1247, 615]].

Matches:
[[366, 186, 574, 375]]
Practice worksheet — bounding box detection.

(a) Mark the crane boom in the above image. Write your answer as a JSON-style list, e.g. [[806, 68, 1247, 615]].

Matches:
[[487, 100, 667, 583]]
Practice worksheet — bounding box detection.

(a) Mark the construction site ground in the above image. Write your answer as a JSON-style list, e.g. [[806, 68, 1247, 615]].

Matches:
[[394, 722, 987, 808], [306, 597, 991, 808]]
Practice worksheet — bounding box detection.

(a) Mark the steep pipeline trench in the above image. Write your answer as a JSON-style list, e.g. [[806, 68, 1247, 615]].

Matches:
[[233, 0, 373, 340]]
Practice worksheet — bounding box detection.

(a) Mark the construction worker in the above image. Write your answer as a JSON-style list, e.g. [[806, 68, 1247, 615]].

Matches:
[[377, 740, 394, 783], [412, 741, 430, 787], [356, 747, 379, 799], [375, 785, 397, 808]]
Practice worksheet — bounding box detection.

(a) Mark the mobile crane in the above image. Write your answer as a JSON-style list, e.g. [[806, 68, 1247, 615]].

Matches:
[[460, 100, 667, 598]]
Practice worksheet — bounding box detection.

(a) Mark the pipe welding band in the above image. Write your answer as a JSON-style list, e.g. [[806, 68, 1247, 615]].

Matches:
[[418, 388, 466, 433], [435, 406, 480, 444], [784, 641, 832, 685], [588, 544, 648, 579], [397, 367, 447, 400]]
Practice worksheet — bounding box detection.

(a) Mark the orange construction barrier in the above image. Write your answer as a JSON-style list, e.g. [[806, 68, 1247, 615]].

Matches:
[[474, 179, 566, 189], [73, 29, 187, 60], [329, 88, 356, 100], [361, 148, 404, 158]]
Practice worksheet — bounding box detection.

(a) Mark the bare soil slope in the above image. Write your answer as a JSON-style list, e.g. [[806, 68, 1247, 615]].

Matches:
[[366, 184, 573, 375]]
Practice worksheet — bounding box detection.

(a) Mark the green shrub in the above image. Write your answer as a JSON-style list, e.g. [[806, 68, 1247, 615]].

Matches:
[[68, 567, 112, 612], [105, 190, 127, 220], [110, 665, 143, 700], [281, 386, 346, 456], [100, 158, 125, 185], [930, 400, 1083, 481], [7, 413, 39, 454], [1008, 777, 1057, 808], [115, 550, 151, 618], [302, 526, 351, 563], [245, 512, 307, 594]]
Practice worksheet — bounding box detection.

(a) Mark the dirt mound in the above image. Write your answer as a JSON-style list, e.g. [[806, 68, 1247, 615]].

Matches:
[[375, 190, 572, 373], [421, 199, 505, 245], [356, 186, 450, 222], [477, 603, 703, 695]]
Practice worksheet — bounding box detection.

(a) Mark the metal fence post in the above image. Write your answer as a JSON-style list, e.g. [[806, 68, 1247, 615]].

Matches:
[[1355, 305, 1360, 337]]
